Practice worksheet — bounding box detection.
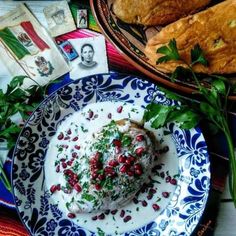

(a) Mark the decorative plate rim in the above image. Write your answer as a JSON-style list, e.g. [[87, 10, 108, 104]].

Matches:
[[11, 72, 211, 236]]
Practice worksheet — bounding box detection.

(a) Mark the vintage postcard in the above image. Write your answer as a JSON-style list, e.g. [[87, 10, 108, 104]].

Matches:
[[0, 4, 69, 89], [77, 9, 88, 29], [59, 40, 78, 61], [43, 1, 76, 37], [68, 35, 109, 79]]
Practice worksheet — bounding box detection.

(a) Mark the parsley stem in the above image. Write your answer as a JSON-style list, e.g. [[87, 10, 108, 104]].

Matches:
[[0, 161, 12, 192], [222, 118, 236, 207]]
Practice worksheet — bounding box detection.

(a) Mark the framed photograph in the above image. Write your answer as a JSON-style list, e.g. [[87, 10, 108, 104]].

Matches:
[[68, 35, 109, 79], [77, 9, 88, 29]]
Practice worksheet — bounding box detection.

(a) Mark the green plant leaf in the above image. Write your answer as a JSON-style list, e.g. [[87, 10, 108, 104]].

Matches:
[[9, 76, 27, 88], [191, 44, 208, 66], [156, 39, 180, 64], [150, 106, 175, 129], [212, 79, 226, 95], [170, 66, 192, 82]]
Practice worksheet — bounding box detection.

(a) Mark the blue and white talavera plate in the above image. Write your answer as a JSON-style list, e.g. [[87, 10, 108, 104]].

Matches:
[[12, 73, 210, 236]]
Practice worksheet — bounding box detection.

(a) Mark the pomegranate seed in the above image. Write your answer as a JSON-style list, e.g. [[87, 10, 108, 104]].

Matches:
[[50, 185, 58, 193], [105, 166, 114, 174], [56, 165, 60, 172], [74, 145, 80, 150], [94, 152, 101, 161], [136, 134, 144, 142], [72, 152, 78, 158], [57, 132, 64, 140], [108, 113, 112, 119], [149, 188, 157, 194], [91, 172, 98, 179], [170, 178, 177, 185], [92, 215, 97, 221], [113, 139, 121, 147], [135, 147, 145, 156], [60, 158, 66, 162], [115, 146, 121, 154], [135, 169, 143, 176], [72, 137, 78, 141], [107, 171, 117, 178], [63, 169, 69, 175], [98, 213, 105, 220], [74, 183, 82, 192], [147, 194, 153, 200], [67, 213, 76, 219], [152, 204, 160, 211], [67, 161, 73, 166], [127, 170, 134, 176], [128, 155, 135, 163], [134, 163, 142, 170], [125, 159, 131, 166], [95, 184, 102, 191], [111, 209, 118, 215], [64, 136, 70, 140], [118, 155, 126, 163], [62, 162, 67, 168], [120, 164, 128, 173], [165, 176, 171, 182], [117, 106, 123, 113], [142, 200, 148, 207], [98, 174, 105, 180], [162, 192, 169, 198], [108, 160, 119, 167], [123, 215, 132, 222], [88, 110, 94, 119], [67, 129, 72, 135], [120, 209, 125, 218]]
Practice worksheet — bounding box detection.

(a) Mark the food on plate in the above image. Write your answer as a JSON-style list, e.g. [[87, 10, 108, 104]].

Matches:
[[145, 0, 236, 74], [49, 119, 157, 213], [112, 0, 211, 26]]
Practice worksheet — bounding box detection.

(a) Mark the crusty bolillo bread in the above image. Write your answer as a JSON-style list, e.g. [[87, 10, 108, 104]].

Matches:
[[145, 0, 236, 74], [113, 0, 211, 26]]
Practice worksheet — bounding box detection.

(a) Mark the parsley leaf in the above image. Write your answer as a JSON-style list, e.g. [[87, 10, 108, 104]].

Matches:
[[156, 39, 180, 64], [191, 44, 208, 66]]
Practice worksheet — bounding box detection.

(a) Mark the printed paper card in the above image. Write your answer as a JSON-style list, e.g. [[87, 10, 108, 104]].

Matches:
[[68, 35, 109, 79], [0, 4, 70, 89], [43, 1, 76, 37]]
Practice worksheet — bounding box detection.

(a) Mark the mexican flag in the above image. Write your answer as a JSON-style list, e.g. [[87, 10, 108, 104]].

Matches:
[[0, 21, 50, 60]]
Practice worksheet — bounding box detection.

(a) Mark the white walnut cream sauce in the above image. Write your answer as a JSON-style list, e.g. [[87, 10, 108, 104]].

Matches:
[[45, 101, 178, 234]]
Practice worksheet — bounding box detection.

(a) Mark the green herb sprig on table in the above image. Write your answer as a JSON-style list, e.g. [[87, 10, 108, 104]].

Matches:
[[143, 39, 236, 207], [0, 76, 58, 192]]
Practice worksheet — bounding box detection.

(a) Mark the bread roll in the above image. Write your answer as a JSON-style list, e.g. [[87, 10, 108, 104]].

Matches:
[[145, 0, 236, 74], [113, 0, 210, 26]]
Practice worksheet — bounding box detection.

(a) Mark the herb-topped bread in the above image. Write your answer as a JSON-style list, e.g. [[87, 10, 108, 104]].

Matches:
[[113, 0, 210, 26], [145, 0, 236, 74]]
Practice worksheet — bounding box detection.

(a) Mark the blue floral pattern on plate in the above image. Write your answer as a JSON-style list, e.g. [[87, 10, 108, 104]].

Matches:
[[12, 73, 210, 236]]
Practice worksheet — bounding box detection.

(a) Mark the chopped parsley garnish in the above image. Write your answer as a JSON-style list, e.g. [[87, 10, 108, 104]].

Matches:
[[121, 135, 132, 147], [81, 193, 95, 202]]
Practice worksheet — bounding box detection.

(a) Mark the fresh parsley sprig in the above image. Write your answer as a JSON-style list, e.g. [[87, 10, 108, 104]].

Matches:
[[144, 39, 236, 207], [0, 76, 59, 192]]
